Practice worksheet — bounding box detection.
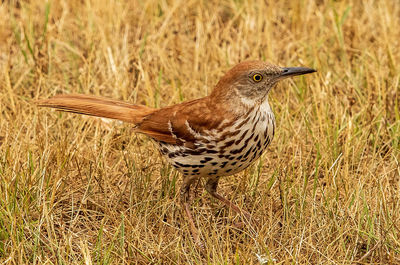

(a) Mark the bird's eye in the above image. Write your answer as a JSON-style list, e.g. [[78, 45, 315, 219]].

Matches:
[[252, 73, 263, 82]]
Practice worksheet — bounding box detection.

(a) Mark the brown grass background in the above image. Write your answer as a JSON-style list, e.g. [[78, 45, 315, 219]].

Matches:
[[0, 0, 399, 264]]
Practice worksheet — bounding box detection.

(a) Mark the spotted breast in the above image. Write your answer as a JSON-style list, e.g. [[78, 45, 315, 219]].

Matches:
[[158, 99, 275, 178]]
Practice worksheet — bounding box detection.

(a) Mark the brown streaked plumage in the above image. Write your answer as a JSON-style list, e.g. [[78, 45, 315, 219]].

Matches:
[[38, 60, 316, 243]]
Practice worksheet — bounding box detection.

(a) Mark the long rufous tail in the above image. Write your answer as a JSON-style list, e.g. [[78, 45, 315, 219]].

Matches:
[[37, 94, 155, 124]]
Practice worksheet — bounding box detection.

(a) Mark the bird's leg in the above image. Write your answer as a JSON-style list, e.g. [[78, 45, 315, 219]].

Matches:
[[180, 177, 201, 243], [205, 177, 252, 222]]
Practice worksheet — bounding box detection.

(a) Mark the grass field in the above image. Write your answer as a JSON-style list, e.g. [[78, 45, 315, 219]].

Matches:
[[1, 0, 399, 264]]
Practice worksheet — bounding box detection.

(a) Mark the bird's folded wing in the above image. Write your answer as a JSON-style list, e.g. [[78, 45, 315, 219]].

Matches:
[[136, 97, 230, 148]]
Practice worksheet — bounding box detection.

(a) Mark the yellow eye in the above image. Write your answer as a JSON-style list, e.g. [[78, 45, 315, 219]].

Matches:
[[252, 73, 263, 82]]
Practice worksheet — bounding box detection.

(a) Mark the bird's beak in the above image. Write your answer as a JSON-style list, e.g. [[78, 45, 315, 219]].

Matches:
[[278, 67, 316, 79]]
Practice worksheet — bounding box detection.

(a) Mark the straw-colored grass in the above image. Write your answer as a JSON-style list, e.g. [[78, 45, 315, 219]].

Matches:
[[1, 0, 399, 264]]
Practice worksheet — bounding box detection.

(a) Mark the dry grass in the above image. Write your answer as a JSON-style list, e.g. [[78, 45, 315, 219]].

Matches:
[[0, 0, 399, 264]]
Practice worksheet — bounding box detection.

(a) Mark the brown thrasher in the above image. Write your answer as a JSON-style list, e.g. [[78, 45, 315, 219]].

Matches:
[[38, 61, 315, 242]]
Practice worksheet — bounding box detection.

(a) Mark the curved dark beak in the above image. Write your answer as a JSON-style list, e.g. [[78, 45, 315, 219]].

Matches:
[[280, 67, 316, 78]]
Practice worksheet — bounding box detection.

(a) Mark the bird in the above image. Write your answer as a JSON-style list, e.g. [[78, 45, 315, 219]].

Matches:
[[38, 60, 316, 242]]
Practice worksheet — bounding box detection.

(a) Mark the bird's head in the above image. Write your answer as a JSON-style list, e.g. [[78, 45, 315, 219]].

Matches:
[[212, 60, 316, 108]]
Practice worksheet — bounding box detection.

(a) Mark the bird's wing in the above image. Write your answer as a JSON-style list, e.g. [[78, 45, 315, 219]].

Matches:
[[136, 97, 232, 148], [38, 94, 234, 149]]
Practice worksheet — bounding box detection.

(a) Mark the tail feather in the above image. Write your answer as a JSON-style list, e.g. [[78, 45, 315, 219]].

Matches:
[[37, 94, 155, 124]]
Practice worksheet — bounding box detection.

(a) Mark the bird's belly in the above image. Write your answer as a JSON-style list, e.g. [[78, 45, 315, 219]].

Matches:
[[159, 111, 275, 177]]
